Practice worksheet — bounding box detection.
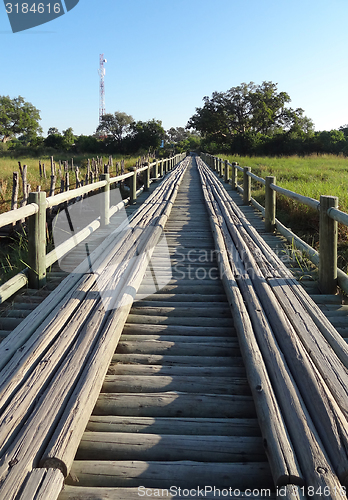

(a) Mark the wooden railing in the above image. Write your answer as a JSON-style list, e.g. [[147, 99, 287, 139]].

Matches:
[[201, 152, 347, 295], [0, 153, 186, 303]]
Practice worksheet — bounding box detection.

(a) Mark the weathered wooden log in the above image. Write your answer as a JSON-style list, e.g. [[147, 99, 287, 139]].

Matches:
[[76, 432, 265, 462], [59, 485, 275, 500], [17, 468, 64, 500], [129, 305, 231, 317], [66, 461, 274, 489], [197, 157, 340, 490], [39, 160, 191, 478], [115, 340, 239, 357], [85, 416, 258, 435], [112, 353, 241, 367], [200, 161, 348, 484], [11, 171, 19, 212], [107, 362, 244, 377], [125, 314, 233, 328], [0, 271, 28, 305], [27, 191, 47, 288], [50, 156, 55, 176], [92, 393, 256, 418], [101, 375, 248, 395], [49, 175, 56, 197]]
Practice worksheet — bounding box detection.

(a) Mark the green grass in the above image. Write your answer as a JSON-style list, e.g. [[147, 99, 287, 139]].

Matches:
[[0, 154, 144, 214], [0, 153, 146, 285], [222, 154, 348, 211], [221, 153, 348, 271]]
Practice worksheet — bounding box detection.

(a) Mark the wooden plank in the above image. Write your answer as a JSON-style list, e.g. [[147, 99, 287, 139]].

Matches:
[[115, 341, 240, 357], [93, 392, 255, 418], [101, 375, 249, 395], [125, 315, 232, 327], [59, 486, 277, 500], [111, 353, 242, 366], [65, 461, 274, 489], [122, 323, 234, 336], [129, 305, 231, 317], [106, 364, 245, 377], [76, 432, 265, 462], [85, 416, 259, 436]]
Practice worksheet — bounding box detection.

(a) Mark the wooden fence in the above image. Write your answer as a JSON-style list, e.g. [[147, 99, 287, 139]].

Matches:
[[0, 153, 185, 303], [201, 152, 348, 295]]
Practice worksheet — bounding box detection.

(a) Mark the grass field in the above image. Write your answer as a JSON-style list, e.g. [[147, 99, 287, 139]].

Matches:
[[1, 153, 348, 283], [0, 153, 144, 284], [222, 154, 348, 211], [0, 154, 142, 214], [220, 154, 348, 271]]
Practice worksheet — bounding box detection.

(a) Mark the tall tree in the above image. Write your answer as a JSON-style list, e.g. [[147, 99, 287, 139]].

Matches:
[[187, 81, 313, 140], [130, 119, 165, 152], [0, 95, 42, 142], [96, 111, 133, 142]]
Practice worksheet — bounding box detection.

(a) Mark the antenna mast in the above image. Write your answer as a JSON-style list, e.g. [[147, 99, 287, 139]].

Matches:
[[99, 54, 107, 123]]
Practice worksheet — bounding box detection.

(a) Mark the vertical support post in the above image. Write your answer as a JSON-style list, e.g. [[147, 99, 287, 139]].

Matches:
[[144, 164, 150, 191], [155, 160, 159, 179], [159, 160, 164, 177], [224, 160, 229, 183], [319, 195, 338, 294], [231, 162, 238, 190], [265, 176, 276, 232], [243, 167, 251, 205], [163, 159, 167, 175], [28, 191, 47, 289], [100, 173, 110, 226], [130, 167, 137, 204]]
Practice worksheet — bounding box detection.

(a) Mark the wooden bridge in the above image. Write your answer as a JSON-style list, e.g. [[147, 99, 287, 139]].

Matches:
[[0, 155, 348, 499]]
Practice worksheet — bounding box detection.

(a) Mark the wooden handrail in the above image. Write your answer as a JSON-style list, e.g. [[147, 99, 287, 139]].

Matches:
[[201, 152, 346, 295], [0, 152, 186, 299]]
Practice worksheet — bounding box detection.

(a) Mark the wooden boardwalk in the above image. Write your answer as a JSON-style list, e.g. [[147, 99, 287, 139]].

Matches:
[[0, 156, 348, 499]]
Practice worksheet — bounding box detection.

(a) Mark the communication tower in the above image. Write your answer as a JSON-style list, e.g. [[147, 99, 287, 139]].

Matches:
[[99, 54, 107, 123]]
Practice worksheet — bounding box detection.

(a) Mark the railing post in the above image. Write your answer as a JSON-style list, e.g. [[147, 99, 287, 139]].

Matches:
[[144, 163, 150, 191], [154, 160, 159, 179], [224, 160, 229, 183], [218, 158, 222, 177], [231, 162, 238, 190], [319, 195, 338, 294], [163, 159, 167, 175], [243, 167, 251, 205], [159, 160, 164, 177], [265, 176, 276, 232], [130, 167, 137, 204], [100, 173, 110, 226], [28, 191, 47, 289]]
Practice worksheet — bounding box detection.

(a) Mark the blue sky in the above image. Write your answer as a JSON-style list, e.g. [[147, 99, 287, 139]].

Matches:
[[1, 0, 347, 136]]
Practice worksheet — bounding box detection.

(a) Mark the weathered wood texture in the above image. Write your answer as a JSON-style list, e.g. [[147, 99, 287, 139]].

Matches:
[[0, 158, 189, 499], [198, 156, 346, 491]]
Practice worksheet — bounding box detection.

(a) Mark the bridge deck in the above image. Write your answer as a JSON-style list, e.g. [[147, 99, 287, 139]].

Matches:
[[60, 159, 273, 499], [0, 158, 347, 499]]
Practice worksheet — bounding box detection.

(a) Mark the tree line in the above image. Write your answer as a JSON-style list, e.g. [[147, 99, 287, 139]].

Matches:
[[0, 96, 199, 157], [186, 81, 348, 156], [1, 84, 348, 157]]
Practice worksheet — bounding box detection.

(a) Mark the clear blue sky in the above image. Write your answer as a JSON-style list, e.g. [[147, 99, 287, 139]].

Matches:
[[1, 0, 347, 136]]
